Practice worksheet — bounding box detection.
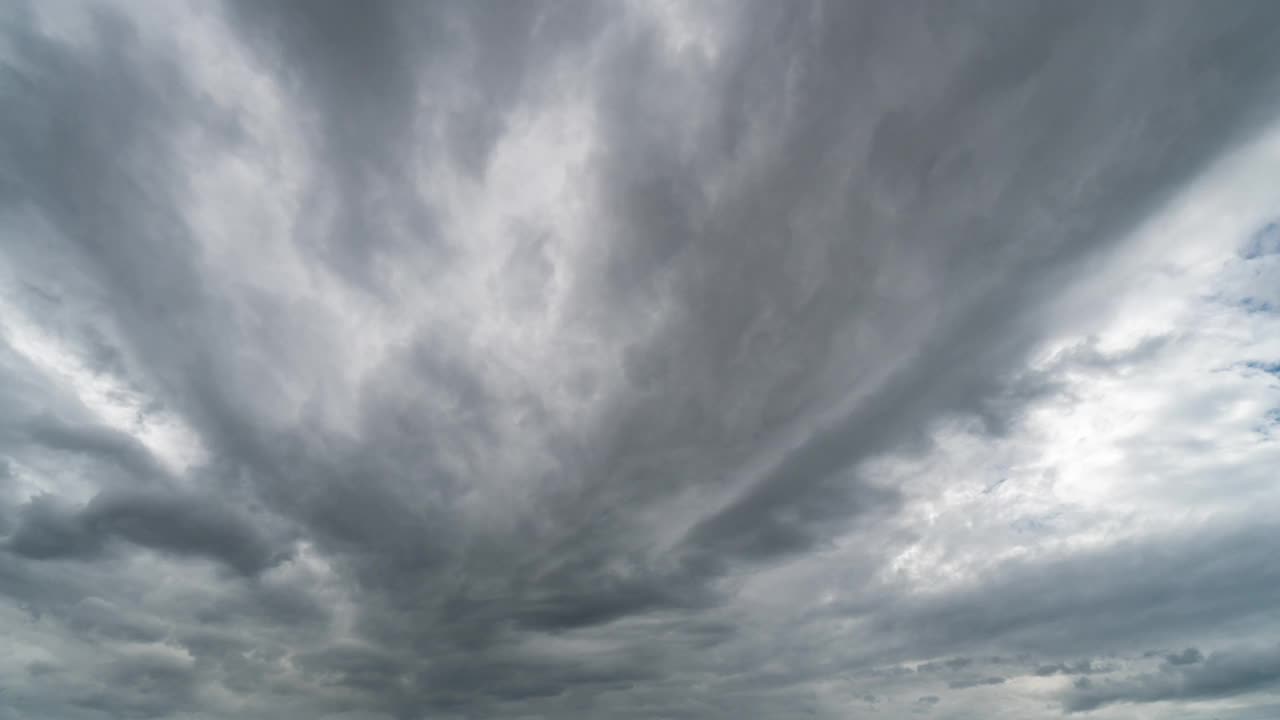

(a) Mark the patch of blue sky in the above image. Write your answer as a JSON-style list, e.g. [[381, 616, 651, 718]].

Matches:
[[1240, 220, 1280, 259]]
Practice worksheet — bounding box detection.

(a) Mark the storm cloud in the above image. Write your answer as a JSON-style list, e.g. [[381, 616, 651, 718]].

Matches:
[[3, 1, 1280, 718], [1062, 645, 1280, 713]]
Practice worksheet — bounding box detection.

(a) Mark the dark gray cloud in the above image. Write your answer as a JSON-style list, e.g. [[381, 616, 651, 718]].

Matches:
[[20, 416, 169, 486], [1063, 645, 1280, 713], [5, 494, 102, 561], [845, 522, 1280, 662], [6, 489, 288, 576], [1167, 648, 1206, 667], [3, 1, 1280, 719], [75, 650, 200, 720], [1034, 660, 1116, 677], [1242, 221, 1280, 259], [948, 676, 1005, 690]]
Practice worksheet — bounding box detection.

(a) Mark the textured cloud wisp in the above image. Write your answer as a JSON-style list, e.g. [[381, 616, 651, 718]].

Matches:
[[1062, 646, 1280, 713], [3, 1, 1280, 719]]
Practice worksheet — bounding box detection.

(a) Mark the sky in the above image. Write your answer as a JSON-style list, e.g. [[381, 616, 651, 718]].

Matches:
[[2, 1, 1280, 719]]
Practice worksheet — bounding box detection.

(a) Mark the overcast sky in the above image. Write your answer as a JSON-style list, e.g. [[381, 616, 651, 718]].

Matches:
[[3, 1, 1280, 719]]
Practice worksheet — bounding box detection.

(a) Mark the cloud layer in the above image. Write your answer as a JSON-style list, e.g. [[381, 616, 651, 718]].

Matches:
[[3, 1, 1280, 718]]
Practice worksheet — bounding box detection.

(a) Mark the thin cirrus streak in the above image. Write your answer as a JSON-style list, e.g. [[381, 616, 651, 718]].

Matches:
[[2, 1, 1280, 719]]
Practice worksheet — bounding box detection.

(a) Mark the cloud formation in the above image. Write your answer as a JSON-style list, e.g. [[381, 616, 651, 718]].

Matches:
[[6, 489, 287, 576], [1063, 646, 1280, 713], [3, 1, 1280, 718]]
